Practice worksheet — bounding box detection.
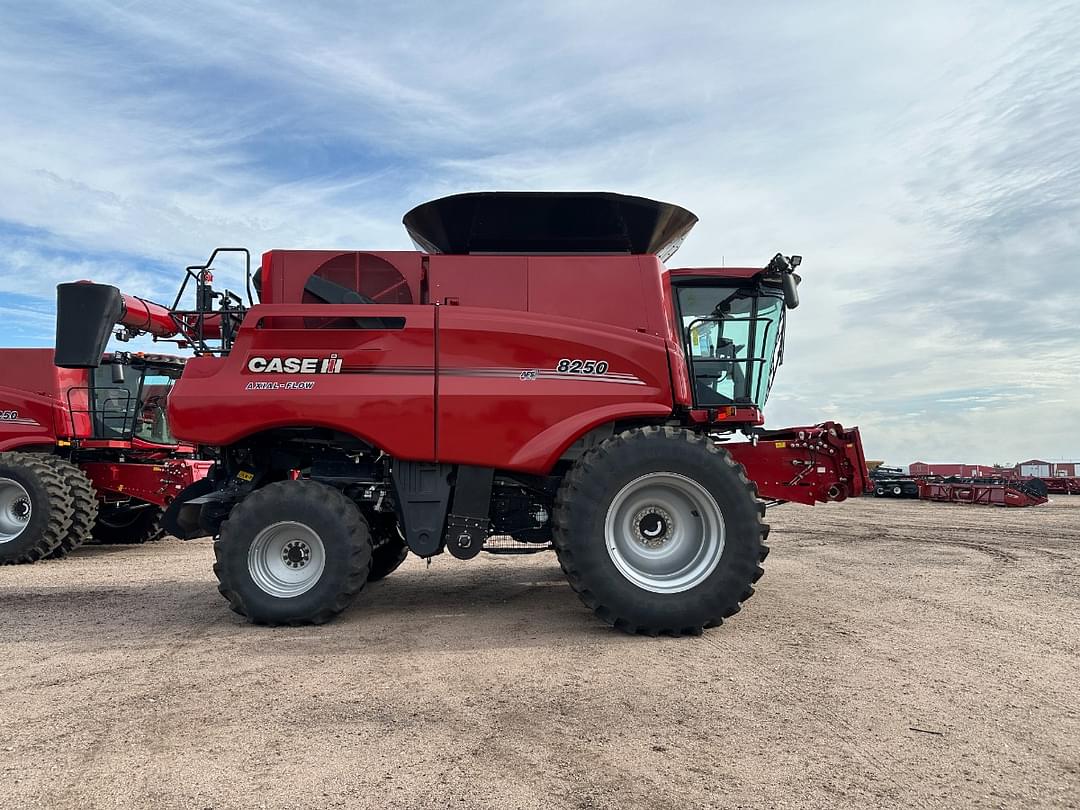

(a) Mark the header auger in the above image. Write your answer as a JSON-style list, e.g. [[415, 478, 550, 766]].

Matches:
[[55, 191, 869, 634]]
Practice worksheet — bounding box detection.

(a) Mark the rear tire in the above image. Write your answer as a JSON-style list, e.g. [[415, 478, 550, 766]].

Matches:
[[92, 505, 164, 544], [0, 452, 75, 564], [214, 480, 373, 625], [43, 458, 98, 559], [553, 427, 767, 635]]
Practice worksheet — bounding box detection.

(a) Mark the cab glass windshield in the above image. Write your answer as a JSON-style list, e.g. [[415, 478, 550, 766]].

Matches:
[[676, 285, 785, 408]]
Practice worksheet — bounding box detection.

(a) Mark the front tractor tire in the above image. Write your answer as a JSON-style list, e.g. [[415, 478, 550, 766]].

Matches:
[[214, 480, 373, 625], [552, 427, 768, 636], [0, 452, 75, 565]]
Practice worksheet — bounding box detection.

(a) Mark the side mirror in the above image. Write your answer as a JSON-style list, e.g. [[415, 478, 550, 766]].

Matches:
[[111, 363, 126, 384], [782, 273, 800, 309]]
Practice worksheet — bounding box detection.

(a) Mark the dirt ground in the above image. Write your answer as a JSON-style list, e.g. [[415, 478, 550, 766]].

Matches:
[[1, 496, 1078, 809]]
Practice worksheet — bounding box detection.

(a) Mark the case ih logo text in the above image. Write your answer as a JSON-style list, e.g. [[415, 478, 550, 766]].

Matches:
[[247, 355, 343, 374]]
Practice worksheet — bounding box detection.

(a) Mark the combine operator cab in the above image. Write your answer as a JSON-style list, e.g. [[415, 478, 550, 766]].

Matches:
[[672, 254, 799, 413], [78, 354, 182, 445], [54, 192, 869, 634]]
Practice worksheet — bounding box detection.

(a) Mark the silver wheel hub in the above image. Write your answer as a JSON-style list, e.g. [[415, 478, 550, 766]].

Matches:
[[604, 472, 725, 594], [0, 478, 32, 545], [248, 521, 326, 598]]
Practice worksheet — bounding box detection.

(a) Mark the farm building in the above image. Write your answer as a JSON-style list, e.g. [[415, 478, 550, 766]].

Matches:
[[1014, 460, 1080, 478]]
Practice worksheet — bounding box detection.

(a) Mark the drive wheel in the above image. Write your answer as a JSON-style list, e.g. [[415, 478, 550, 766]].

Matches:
[[43, 458, 99, 558], [0, 452, 75, 564], [891, 485, 903, 497], [552, 427, 768, 635], [92, 504, 164, 544], [214, 480, 373, 625]]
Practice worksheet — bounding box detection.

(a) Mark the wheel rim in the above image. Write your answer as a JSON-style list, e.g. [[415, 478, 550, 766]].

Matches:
[[247, 521, 327, 598], [604, 472, 725, 594], [0, 478, 32, 544]]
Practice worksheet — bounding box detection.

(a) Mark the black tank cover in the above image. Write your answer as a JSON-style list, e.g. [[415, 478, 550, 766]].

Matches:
[[402, 192, 698, 261]]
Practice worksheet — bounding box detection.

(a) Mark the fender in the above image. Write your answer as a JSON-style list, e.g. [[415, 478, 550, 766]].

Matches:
[[0, 438, 57, 453], [506, 403, 673, 474]]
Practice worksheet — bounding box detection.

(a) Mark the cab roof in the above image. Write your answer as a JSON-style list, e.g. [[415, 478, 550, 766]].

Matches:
[[669, 267, 770, 280]]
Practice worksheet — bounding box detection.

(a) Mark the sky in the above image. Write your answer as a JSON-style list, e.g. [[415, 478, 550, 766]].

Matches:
[[0, 0, 1077, 466]]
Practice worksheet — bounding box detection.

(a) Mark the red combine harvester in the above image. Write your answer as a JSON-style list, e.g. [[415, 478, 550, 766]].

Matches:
[[54, 192, 869, 634], [0, 350, 212, 563]]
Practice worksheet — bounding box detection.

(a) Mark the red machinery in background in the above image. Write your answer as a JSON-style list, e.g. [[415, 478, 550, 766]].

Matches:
[[1042, 478, 1080, 496], [916, 478, 1049, 508], [0, 349, 211, 563]]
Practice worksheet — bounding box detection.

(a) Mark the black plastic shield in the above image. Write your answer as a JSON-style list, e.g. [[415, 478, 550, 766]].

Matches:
[[55, 282, 124, 368]]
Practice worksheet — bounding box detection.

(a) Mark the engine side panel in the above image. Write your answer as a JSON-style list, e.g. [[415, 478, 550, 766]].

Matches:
[[167, 304, 437, 460]]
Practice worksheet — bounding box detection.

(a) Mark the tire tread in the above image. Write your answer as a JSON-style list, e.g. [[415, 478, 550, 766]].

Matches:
[[0, 452, 75, 564], [214, 480, 372, 625], [42, 457, 98, 558]]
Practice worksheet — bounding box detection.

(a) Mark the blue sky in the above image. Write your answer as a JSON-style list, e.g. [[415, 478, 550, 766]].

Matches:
[[0, 1, 1077, 465]]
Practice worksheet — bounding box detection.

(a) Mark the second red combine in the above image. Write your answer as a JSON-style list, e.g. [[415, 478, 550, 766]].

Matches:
[[54, 192, 869, 634], [0, 350, 211, 563]]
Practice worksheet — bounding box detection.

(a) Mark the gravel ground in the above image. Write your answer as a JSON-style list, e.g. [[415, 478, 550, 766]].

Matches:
[[1, 496, 1078, 809]]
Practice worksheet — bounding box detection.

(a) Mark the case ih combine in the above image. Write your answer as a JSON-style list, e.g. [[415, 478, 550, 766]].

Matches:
[[0, 350, 212, 563], [54, 192, 869, 634]]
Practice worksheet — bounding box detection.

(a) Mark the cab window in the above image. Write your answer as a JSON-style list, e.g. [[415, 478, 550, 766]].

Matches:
[[676, 285, 785, 408]]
